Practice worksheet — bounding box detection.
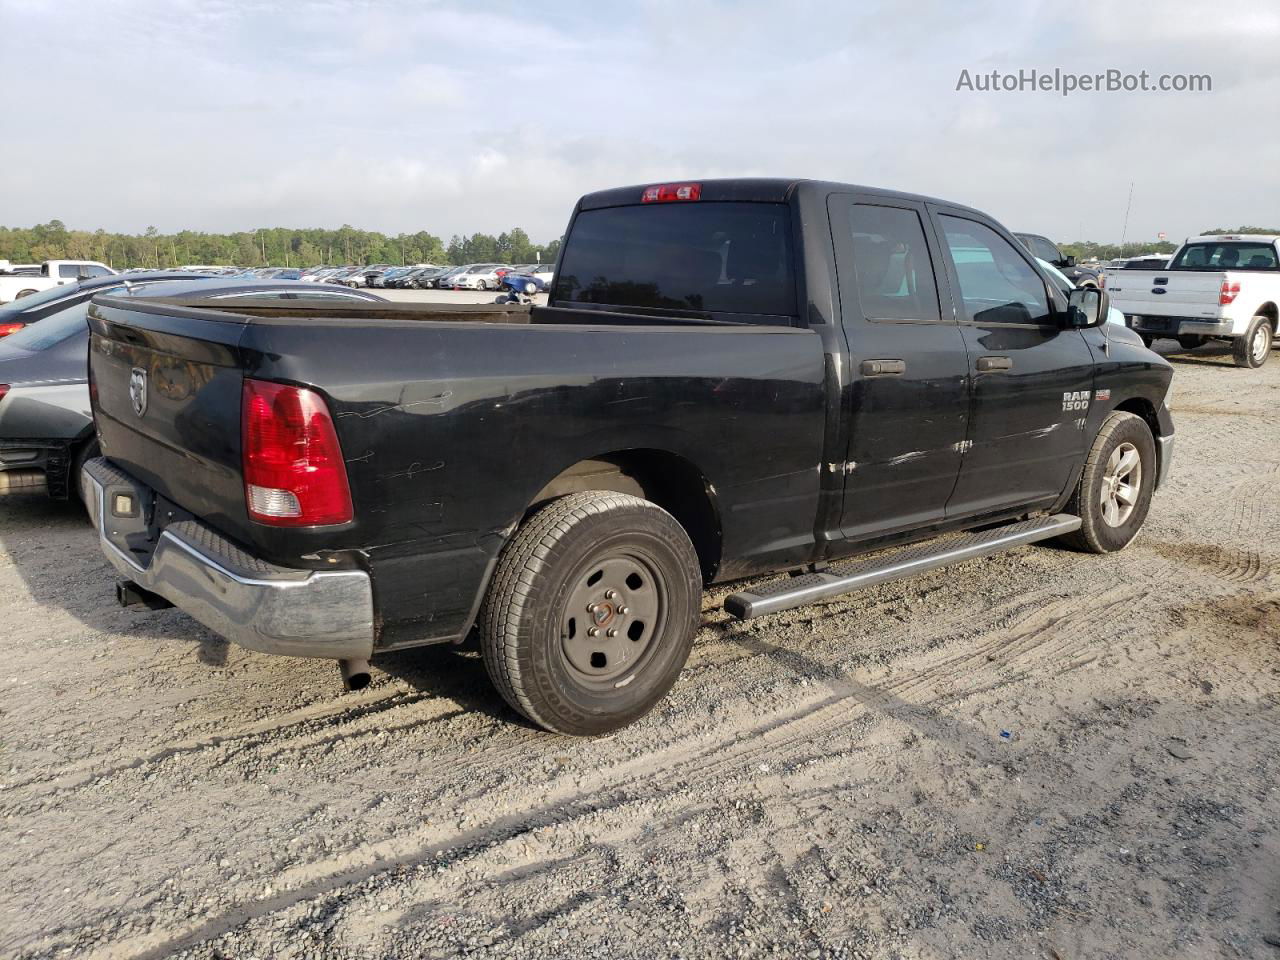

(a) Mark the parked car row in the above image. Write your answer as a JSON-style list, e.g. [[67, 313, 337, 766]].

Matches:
[[0, 276, 384, 498], [298, 262, 556, 291]]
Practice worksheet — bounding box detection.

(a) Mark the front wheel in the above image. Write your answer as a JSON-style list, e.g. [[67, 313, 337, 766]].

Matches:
[[1058, 411, 1156, 553], [15, 289, 37, 299], [1232, 315, 1273, 368], [476, 279, 487, 291], [480, 491, 702, 735]]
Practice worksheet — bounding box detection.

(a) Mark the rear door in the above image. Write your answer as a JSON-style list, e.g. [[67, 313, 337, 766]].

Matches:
[[829, 195, 970, 540], [931, 210, 1094, 515]]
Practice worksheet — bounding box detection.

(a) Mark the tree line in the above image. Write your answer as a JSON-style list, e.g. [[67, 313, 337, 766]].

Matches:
[[1061, 226, 1280, 262], [0, 221, 562, 269]]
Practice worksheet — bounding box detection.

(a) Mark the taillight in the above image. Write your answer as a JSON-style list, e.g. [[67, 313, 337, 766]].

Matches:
[[0, 323, 24, 337], [1219, 280, 1240, 306], [0, 384, 9, 405], [241, 379, 353, 527], [641, 182, 702, 203]]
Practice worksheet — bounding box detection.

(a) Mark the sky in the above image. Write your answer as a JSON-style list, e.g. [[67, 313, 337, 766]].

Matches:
[[2, 0, 1277, 245]]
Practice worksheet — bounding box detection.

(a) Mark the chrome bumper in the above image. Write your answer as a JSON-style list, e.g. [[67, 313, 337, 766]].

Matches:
[[1156, 435, 1174, 490], [84, 458, 375, 660], [1129, 317, 1233, 337]]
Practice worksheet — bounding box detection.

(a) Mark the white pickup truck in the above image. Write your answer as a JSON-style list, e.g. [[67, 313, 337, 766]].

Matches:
[[0, 260, 116, 304], [1105, 235, 1280, 368]]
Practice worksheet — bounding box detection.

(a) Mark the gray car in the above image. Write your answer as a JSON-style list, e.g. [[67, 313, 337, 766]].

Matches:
[[0, 278, 385, 502]]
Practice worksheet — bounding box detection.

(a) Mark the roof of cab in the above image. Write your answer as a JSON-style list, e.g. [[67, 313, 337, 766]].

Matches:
[[1188, 234, 1280, 243], [576, 177, 987, 217]]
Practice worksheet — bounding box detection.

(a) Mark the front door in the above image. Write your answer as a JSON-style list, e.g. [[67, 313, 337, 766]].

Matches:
[[829, 195, 971, 542], [932, 211, 1095, 516]]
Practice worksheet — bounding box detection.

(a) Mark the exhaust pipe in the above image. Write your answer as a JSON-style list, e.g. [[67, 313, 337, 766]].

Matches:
[[0, 469, 46, 495], [339, 658, 372, 691]]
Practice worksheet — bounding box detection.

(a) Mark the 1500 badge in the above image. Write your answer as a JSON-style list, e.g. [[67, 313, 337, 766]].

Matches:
[[1062, 390, 1091, 412]]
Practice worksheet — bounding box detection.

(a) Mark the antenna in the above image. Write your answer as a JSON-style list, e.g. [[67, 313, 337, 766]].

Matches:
[[1119, 181, 1135, 251]]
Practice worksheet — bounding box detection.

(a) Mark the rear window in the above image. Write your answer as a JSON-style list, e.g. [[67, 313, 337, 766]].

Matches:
[[553, 202, 796, 319], [1169, 242, 1278, 271]]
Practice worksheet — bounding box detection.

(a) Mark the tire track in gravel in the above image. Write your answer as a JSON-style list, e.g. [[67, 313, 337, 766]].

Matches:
[[4, 687, 436, 796], [39, 582, 1149, 960]]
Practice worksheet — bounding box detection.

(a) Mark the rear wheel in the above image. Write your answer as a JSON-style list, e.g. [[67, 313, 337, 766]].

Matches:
[[1232, 315, 1272, 368], [1058, 411, 1156, 553], [1177, 334, 1206, 350], [480, 491, 702, 735]]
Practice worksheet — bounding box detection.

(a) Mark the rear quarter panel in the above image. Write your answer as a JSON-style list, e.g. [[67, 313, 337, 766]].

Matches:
[[240, 318, 828, 648]]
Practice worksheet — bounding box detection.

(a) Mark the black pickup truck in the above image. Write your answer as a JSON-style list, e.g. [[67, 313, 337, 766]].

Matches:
[[84, 178, 1174, 735]]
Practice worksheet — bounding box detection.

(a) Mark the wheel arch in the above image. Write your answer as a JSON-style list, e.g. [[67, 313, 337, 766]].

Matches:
[[526, 450, 724, 582], [1253, 301, 1278, 332], [1112, 396, 1160, 437]]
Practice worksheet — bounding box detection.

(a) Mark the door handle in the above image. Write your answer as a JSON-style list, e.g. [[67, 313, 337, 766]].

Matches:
[[976, 356, 1013, 372], [860, 359, 906, 377]]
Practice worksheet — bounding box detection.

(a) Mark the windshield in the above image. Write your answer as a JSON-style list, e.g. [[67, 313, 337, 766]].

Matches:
[[1, 301, 93, 351], [1169, 242, 1278, 271], [555, 202, 797, 319]]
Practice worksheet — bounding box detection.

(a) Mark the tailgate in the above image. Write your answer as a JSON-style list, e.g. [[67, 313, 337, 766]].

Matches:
[[1106, 270, 1223, 319], [88, 296, 252, 538]]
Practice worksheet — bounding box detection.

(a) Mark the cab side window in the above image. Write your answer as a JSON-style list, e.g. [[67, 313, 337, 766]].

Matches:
[[1029, 236, 1060, 263], [848, 204, 941, 323], [940, 217, 1051, 326]]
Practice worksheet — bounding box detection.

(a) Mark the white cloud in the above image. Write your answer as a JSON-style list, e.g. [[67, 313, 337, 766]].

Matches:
[[0, 0, 1277, 244]]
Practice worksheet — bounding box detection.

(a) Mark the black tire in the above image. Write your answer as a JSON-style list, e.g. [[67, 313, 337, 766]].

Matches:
[[1232, 315, 1273, 368], [1058, 411, 1156, 553], [476, 279, 488, 291], [479, 490, 702, 736], [1177, 334, 1206, 350]]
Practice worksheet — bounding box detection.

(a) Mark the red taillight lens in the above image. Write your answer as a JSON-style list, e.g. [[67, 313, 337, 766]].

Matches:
[[0, 323, 24, 337], [641, 182, 702, 203], [1219, 280, 1241, 306], [0, 384, 9, 404], [241, 379, 353, 527]]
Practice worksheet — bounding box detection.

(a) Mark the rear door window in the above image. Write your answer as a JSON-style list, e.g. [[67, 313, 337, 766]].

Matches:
[[554, 202, 796, 321], [848, 204, 942, 323]]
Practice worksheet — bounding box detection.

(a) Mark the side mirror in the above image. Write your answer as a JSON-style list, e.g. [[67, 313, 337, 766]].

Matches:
[[1066, 287, 1109, 328], [1062, 254, 1076, 268]]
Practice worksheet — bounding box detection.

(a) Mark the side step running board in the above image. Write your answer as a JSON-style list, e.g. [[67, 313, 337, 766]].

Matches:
[[723, 514, 1081, 620]]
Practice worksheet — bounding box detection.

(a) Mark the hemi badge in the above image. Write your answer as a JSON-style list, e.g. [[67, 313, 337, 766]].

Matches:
[[1097, 388, 1111, 401]]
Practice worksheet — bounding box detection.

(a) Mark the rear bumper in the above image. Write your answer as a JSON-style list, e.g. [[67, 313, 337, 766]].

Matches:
[[83, 458, 375, 660], [1129, 316, 1234, 337]]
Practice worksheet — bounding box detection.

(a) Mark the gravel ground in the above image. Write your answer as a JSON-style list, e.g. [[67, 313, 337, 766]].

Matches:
[[2, 340, 1278, 960]]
